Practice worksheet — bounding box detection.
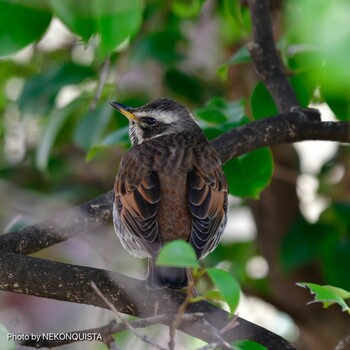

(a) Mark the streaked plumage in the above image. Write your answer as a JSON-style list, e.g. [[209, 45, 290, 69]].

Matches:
[[111, 98, 228, 289]]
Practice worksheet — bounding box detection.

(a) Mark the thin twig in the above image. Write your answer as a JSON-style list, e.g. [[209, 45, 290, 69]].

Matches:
[[201, 319, 234, 350], [335, 334, 350, 350], [168, 279, 196, 350], [91, 281, 167, 350], [219, 314, 240, 335]]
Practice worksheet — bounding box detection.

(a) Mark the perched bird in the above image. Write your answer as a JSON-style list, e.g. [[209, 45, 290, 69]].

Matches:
[[111, 98, 228, 289]]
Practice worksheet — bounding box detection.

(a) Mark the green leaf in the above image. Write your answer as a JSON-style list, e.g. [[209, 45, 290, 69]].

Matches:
[[156, 240, 200, 268], [172, 0, 204, 18], [287, 0, 350, 91], [49, 0, 143, 58], [36, 99, 82, 171], [19, 62, 94, 114], [322, 236, 350, 291], [86, 126, 129, 161], [298, 283, 350, 313], [318, 203, 350, 290], [223, 147, 274, 198], [95, 0, 143, 58], [74, 103, 113, 150], [233, 340, 267, 350], [224, 0, 244, 28], [132, 28, 184, 64], [207, 268, 240, 314], [290, 75, 310, 108], [101, 126, 130, 146], [0, 0, 52, 56], [251, 78, 310, 119], [280, 216, 334, 271], [165, 68, 203, 103], [0, 324, 16, 350], [250, 82, 278, 120], [196, 98, 247, 125], [217, 46, 251, 80], [196, 107, 227, 124], [322, 85, 350, 121], [49, 0, 95, 41]]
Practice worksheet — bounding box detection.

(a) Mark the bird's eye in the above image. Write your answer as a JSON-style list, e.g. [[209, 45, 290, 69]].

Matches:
[[140, 117, 157, 126]]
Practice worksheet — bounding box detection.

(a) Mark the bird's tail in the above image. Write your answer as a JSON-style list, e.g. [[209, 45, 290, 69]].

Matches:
[[146, 259, 189, 289]]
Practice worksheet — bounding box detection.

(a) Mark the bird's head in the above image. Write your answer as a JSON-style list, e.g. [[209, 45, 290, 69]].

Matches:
[[110, 98, 200, 145]]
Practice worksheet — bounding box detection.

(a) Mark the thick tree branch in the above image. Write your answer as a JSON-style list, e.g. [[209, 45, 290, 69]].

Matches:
[[0, 251, 296, 350], [0, 191, 113, 254], [248, 0, 299, 113], [0, 110, 349, 255]]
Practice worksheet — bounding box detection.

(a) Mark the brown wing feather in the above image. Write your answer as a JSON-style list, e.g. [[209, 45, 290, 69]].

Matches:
[[113, 151, 161, 258], [189, 146, 228, 259]]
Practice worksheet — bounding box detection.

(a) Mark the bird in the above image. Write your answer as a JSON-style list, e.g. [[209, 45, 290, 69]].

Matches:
[[110, 98, 228, 289]]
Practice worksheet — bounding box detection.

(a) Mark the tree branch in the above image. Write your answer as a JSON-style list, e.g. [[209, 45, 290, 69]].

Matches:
[[0, 191, 113, 255], [0, 109, 349, 254], [247, 0, 299, 113], [0, 251, 296, 350]]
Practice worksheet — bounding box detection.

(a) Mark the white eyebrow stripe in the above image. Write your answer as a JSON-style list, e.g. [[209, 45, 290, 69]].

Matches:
[[135, 111, 176, 124]]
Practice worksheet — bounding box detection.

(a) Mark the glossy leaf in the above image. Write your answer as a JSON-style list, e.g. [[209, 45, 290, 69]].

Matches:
[[156, 240, 200, 268], [298, 283, 350, 313], [223, 147, 274, 199], [49, 0, 143, 58], [18, 62, 94, 114], [207, 268, 240, 314], [251, 77, 310, 119], [0, 0, 52, 56]]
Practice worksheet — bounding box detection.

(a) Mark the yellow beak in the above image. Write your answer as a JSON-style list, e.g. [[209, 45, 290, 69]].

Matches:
[[110, 101, 139, 122]]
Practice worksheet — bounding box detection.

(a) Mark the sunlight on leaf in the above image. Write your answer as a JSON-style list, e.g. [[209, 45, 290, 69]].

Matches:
[[49, 0, 143, 58]]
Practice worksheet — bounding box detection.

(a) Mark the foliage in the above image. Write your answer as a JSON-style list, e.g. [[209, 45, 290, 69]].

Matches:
[[157, 240, 240, 315], [0, 0, 350, 349], [298, 283, 350, 313]]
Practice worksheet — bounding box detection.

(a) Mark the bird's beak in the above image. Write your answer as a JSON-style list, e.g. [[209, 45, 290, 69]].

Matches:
[[110, 101, 139, 122]]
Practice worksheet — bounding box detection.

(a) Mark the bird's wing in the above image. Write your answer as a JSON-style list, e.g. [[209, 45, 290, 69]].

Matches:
[[114, 151, 161, 258], [188, 146, 228, 259]]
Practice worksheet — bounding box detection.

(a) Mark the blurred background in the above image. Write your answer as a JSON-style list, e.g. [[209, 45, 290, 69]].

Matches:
[[0, 1, 350, 349]]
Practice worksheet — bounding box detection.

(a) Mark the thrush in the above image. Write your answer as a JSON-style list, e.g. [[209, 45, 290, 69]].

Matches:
[[111, 98, 228, 289]]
